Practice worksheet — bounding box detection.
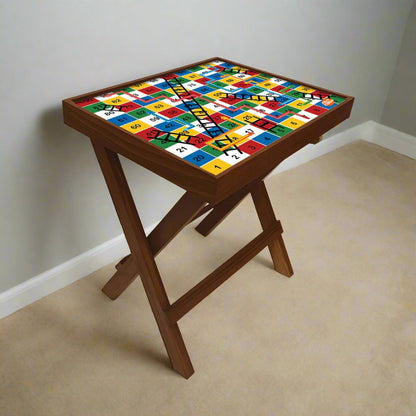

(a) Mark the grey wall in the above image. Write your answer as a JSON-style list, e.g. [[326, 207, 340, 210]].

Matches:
[[381, 4, 416, 136], [1, 0, 414, 293]]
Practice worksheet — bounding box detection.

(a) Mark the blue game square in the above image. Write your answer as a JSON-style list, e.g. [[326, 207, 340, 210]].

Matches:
[[218, 62, 234, 68], [253, 132, 281, 146], [248, 77, 266, 84], [108, 113, 137, 126], [184, 150, 215, 167], [176, 103, 191, 112], [195, 85, 215, 95], [274, 95, 294, 105], [280, 81, 300, 89], [155, 81, 171, 90], [175, 69, 192, 76], [220, 107, 244, 117], [205, 72, 223, 80], [157, 120, 183, 132], [271, 112, 291, 123]]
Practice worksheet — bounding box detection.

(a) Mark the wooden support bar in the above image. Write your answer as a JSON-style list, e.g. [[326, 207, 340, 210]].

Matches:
[[115, 254, 130, 270], [114, 201, 212, 271], [195, 186, 250, 236], [147, 191, 207, 257], [166, 220, 283, 323], [104, 191, 206, 300], [102, 255, 138, 300]]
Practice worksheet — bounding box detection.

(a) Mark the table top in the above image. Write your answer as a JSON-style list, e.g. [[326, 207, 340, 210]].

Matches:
[[63, 57, 353, 202]]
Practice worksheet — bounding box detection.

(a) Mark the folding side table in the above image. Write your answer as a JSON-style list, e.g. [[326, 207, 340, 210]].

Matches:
[[63, 57, 353, 378]]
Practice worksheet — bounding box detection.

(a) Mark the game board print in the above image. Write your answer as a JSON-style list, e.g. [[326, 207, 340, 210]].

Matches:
[[76, 61, 345, 175]]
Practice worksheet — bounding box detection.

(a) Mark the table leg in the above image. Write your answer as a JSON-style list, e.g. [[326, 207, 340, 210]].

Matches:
[[250, 181, 293, 277], [91, 138, 194, 378], [103, 191, 207, 300]]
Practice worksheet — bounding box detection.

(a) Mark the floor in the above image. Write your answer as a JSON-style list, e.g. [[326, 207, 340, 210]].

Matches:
[[1, 141, 415, 416]]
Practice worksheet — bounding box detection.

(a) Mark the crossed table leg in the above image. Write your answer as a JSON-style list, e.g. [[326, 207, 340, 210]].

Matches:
[[92, 138, 293, 378]]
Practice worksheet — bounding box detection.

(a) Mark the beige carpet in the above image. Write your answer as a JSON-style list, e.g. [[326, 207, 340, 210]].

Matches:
[[1, 141, 415, 416]]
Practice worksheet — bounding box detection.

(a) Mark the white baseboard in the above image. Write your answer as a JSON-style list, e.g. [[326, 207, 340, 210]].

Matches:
[[271, 121, 372, 175], [0, 235, 130, 319], [365, 121, 416, 159], [1, 121, 415, 319]]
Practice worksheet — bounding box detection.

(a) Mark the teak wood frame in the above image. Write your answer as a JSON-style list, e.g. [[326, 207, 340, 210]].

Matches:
[[62, 57, 354, 378]]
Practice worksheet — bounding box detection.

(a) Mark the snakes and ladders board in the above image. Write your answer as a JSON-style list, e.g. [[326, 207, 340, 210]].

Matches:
[[75, 59, 346, 176]]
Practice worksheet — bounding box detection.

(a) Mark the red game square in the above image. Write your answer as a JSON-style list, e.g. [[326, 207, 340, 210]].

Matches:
[[252, 118, 277, 131], [209, 112, 229, 124], [136, 127, 164, 141], [271, 85, 287, 93], [233, 81, 253, 89], [197, 77, 211, 85], [139, 86, 161, 95], [186, 133, 211, 148], [220, 96, 243, 105], [118, 102, 140, 112], [305, 105, 327, 116], [76, 97, 99, 107], [311, 90, 330, 99], [261, 101, 283, 111], [238, 140, 265, 155], [159, 107, 185, 119]]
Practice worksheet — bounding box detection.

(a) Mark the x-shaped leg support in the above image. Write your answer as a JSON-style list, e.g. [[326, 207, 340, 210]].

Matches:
[[92, 138, 293, 378]]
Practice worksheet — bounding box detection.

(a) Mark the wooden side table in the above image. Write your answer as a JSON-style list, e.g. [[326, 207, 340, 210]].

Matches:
[[63, 57, 353, 378]]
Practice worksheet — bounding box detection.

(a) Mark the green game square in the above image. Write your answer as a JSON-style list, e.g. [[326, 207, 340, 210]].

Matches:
[[152, 91, 174, 98], [128, 108, 151, 119], [234, 100, 258, 109], [201, 145, 223, 157], [269, 124, 293, 137], [83, 102, 107, 113], [150, 137, 174, 149], [175, 76, 191, 84], [176, 113, 197, 123], [278, 105, 301, 114], [122, 87, 135, 92], [247, 86, 265, 95], [188, 65, 204, 72], [330, 95, 346, 104], [210, 81, 227, 88], [195, 97, 210, 106], [220, 120, 240, 130], [258, 73, 273, 79], [285, 90, 304, 99]]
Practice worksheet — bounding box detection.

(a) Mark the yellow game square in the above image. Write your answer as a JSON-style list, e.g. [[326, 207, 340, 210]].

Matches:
[[233, 111, 260, 125], [220, 76, 240, 85], [289, 99, 313, 110], [121, 120, 151, 133], [295, 85, 315, 93], [280, 117, 306, 130], [183, 73, 202, 81], [200, 159, 232, 175], [172, 127, 199, 137], [146, 101, 172, 112], [103, 96, 130, 106], [129, 82, 149, 90], [205, 90, 227, 101], [257, 80, 278, 90]]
